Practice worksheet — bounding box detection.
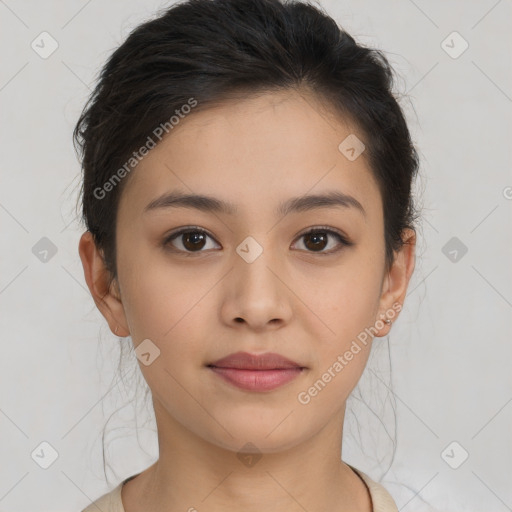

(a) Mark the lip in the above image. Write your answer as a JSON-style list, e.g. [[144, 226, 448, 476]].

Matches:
[[207, 351, 306, 392], [209, 367, 304, 391], [208, 351, 304, 370]]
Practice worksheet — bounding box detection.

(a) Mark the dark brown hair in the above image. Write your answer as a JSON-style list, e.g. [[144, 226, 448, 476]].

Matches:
[[74, 0, 420, 290]]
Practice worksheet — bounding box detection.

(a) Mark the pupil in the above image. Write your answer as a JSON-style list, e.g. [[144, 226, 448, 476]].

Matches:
[[305, 232, 326, 251], [184, 232, 205, 251]]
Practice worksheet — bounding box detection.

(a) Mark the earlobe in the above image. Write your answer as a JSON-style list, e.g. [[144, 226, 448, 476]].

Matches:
[[78, 231, 130, 337]]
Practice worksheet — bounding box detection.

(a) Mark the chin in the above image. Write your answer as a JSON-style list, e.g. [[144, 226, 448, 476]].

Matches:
[[200, 420, 310, 455]]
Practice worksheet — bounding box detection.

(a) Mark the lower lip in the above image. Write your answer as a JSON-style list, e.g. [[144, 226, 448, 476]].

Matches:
[[208, 366, 304, 391]]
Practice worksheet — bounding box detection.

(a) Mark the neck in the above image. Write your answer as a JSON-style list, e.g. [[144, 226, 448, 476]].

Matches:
[[121, 400, 372, 512]]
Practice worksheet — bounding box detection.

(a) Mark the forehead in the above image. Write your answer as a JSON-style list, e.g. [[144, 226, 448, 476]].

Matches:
[[118, 89, 382, 223]]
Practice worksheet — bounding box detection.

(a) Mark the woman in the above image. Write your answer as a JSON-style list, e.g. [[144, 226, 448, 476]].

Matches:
[[76, 0, 419, 510]]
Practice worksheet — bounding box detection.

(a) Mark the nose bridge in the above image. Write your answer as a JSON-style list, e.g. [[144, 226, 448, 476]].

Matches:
[[235, 234, 280, 298], [226, 234, 290, 327]]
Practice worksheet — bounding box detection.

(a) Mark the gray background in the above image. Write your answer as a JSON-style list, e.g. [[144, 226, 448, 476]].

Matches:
[[1, 0, 511, 510]]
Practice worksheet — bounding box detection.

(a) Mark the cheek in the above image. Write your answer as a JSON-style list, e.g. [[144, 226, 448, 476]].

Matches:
[[312, 265, 382, 340], [304, 265, 383, 399], [118, 255, 216, 365], [301, 285, 377, 411], [118, 241, 189, 326]]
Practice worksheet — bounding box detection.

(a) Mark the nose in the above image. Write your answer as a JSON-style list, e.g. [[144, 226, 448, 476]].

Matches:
[[220, 245, 293, 332]]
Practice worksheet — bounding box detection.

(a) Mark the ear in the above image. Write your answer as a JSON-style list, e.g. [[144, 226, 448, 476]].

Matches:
[[78, 231, 130, 337], [375, 228, 416, 336]]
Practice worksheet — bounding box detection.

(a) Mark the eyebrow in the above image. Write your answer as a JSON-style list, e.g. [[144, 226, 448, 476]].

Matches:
[[143, 190, 366, 218]]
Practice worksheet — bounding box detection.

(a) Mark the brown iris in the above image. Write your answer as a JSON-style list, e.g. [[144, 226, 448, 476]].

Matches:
[[303, 232, 328, 251], [182, 231, 207, 251]]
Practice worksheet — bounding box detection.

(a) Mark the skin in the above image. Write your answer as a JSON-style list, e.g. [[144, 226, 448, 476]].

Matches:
[[79, 88, 415, 512]]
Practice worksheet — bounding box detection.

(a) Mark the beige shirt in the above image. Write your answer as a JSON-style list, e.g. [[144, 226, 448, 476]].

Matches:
[[82, 464, 398, 512]]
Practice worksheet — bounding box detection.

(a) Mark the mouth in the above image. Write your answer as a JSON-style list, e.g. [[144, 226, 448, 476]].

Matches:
[[206, 351, 306, 392], [207, 366, 305, 392], [207, 351, 305, 370]]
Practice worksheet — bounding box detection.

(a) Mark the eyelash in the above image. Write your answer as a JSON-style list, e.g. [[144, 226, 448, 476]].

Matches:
[[162, 225, 353, 256]]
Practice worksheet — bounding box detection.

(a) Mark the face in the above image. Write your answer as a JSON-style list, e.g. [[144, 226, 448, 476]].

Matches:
[[80, 89, 415, 455]]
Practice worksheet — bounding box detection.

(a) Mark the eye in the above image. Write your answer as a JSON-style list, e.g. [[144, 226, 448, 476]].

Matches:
[[163, 225, 353, 255], [163, 226, 220, 254], [292, 227, 353, 254]]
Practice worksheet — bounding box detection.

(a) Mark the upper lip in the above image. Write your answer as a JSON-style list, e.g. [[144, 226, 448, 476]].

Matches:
[[207, 351, 305, 370]]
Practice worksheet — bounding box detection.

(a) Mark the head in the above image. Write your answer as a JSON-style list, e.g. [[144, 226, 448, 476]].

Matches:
[[76, 0, 418, 468]]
